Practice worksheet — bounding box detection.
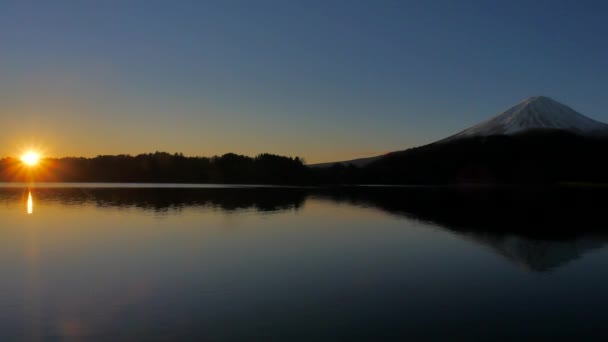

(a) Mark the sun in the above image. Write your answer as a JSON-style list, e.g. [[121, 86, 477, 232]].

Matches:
[[20, 151, 41, 166]]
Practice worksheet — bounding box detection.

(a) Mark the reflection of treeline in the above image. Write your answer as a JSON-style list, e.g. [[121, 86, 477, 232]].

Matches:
[[0, 152, 310, 184], [4, 185, 608, 237], [4, 187, 308, 213], [5, 185, 605, 272]]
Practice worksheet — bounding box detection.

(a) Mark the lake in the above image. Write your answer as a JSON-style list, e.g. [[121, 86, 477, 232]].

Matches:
[[1, 183, 608, 341]]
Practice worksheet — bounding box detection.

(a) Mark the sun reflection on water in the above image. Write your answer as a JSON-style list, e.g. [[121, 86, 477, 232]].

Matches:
[[27, 191, 33, 215]]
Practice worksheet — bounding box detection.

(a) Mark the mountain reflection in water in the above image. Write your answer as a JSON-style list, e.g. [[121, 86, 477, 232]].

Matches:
[[5, 184, 607, 273]]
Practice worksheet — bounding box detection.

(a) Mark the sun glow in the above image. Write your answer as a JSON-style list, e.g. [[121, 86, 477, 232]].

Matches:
[[20, 151, 40, 166]]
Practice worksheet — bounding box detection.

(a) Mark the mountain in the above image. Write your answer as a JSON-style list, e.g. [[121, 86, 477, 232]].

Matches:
[[365, 128, 608, 184], [444, 96, 608, 141], [311, 96, 608, 169]]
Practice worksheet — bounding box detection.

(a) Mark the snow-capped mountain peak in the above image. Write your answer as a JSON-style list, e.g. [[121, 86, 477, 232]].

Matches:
[[447, 96, 608, 140], [311, 96, 608, 168]]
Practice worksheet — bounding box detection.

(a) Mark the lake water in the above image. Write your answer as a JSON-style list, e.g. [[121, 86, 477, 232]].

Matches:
[[1, 183, 608, 341]]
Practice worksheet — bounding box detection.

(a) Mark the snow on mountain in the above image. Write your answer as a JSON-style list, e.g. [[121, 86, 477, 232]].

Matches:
[[446, 96, 608, 140], [311, 96, 608, 167]]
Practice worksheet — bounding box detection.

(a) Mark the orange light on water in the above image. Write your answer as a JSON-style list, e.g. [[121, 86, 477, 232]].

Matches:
[[27, 192, 33, 215]]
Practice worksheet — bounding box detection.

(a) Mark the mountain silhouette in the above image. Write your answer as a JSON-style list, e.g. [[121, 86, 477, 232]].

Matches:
[[313, 96, 608, 169]]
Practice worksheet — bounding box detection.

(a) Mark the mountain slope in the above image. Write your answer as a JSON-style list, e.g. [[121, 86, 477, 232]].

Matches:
[[309, 155, 383, 168], [309, 96, 608, 168], [364, 130, 608, 184], [311, 96, 608, 171]]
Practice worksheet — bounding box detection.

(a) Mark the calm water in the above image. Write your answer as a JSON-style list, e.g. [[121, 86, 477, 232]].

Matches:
[[1, 184, 608, 341]]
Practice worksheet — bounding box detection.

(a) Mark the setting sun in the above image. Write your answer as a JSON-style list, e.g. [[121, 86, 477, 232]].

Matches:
[[20, 151, 40, 166]]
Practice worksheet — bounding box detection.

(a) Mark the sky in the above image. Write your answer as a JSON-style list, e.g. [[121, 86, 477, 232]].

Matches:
[[1, 0, 607, 163]]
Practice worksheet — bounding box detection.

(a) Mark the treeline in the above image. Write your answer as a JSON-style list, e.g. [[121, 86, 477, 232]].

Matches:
[[2, 131, 608, 185], [0, 152, 310, 184]]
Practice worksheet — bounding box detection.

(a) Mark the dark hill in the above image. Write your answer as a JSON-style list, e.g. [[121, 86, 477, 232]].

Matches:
[[362, 130, 608, 184]]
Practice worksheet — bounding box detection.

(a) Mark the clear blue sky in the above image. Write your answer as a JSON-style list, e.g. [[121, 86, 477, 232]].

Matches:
[[1, 0, 607, 162]]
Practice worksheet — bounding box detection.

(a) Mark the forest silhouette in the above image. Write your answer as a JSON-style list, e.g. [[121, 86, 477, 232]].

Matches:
[[0, 152, 310, 184], [2, 131, 608, 185]]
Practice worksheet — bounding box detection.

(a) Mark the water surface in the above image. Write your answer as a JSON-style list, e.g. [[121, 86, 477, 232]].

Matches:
[[1, 184, 607, 340]]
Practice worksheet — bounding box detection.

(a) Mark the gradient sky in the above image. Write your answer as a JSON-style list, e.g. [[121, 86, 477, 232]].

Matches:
[[1, 0, 607, 163]]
